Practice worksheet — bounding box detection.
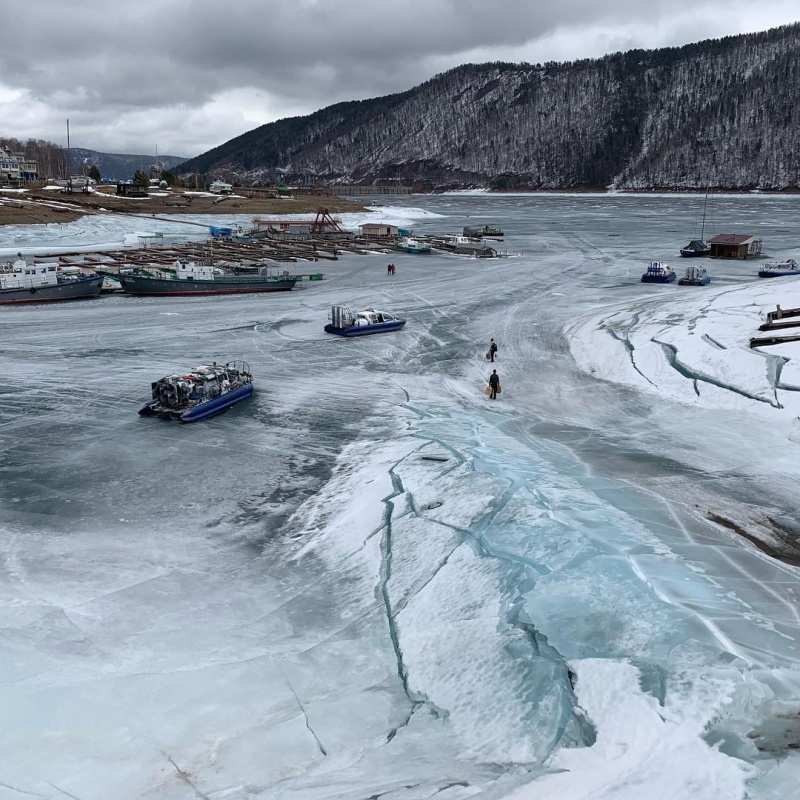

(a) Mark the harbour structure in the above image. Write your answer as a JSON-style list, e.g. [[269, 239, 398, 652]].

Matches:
[[708, 233, 763, 259], [359, 222, 400, 238]]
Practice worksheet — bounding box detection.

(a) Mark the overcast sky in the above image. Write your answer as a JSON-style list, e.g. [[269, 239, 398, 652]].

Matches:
[[1, 0, 797, 159]]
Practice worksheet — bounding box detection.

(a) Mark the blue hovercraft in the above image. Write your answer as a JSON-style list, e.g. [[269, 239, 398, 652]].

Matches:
[[138, 360, 253, 422], [324, 305, 406, 337], [678, 265, 711, 286], [641, 261, 677, 283], [758, 258, 800, 278]]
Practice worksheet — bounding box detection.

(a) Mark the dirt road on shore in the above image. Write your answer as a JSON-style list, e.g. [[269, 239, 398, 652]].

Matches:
[[0, 187, 368, 226]]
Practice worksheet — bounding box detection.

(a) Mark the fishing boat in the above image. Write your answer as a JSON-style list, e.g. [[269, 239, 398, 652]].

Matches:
[[117, 259, 298, 296], [138, 361, 254, 422], [678, 265, 711, 286], [395, 237, 431, 254], [641, 261, 677, 283], [0, 257, 103, 304], [680, 187, 712, 257], [758, 258, 800, 278], [324, 305, 406, 337]]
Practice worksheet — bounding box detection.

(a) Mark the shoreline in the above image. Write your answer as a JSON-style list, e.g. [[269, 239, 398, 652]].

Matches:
[[2, 185, 799, 228], [0, 189, 369, 228]]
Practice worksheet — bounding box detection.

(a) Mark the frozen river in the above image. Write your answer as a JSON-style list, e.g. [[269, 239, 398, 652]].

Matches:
[[2, 192, 800, 799]]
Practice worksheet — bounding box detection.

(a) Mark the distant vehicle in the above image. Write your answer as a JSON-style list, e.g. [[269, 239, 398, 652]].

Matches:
[[138, 361, 254, 423], [209, 180, 233, 194]]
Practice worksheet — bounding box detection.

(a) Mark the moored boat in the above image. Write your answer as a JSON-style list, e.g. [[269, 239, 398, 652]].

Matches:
[[324, 305, 406, 337], [680, 239, 711, 258], [117, 259, 298, 296], [138, 361, 254, 422], [758, 258, 800, 278], [641, 261, 677, 283], [395, 237, 431, 254], [680, 187, 712, 257], [438, 235, 497, 257], [463, 224, 504, 239], [678, 265, 711, 286], [0, 258, 104, 304]]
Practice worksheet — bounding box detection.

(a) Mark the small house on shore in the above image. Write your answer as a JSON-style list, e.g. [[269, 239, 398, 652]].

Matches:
[[709, 233, 763, 259], [116, 182, 148, 197], [359, 222, 399, 238]]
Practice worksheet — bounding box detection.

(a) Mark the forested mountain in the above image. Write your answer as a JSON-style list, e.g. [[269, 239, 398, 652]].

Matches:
[[177, 23, 800, 191], [0, 137, 186, 182], [66, 149, 186, 182], [0, 136, 186, 181]]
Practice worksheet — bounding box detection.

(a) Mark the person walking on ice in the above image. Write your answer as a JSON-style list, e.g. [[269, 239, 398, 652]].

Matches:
[[487, 338, 498, 362], [488, 369, 500, 400]]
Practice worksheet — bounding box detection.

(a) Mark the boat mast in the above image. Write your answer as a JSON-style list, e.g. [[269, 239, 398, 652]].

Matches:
[[66, 118, 70, 179], [700, 186, 709, 241]]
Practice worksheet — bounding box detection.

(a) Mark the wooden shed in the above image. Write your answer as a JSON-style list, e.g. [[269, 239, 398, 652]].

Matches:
[[359, 222, 399, 238], [709, 233, 763, 259]]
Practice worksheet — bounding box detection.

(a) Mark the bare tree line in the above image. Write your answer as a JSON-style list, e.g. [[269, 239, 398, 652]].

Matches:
[[0, 137, 66, 179]]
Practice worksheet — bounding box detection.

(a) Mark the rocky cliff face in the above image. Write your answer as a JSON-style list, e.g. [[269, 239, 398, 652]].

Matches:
[[178, 24, 800, 191]]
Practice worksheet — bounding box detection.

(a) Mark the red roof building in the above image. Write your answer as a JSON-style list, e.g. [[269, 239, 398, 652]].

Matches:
[[708, 233, 763, 259]]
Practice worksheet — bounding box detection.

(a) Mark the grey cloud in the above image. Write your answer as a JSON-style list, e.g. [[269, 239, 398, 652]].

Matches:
[[1, 0, 797, 155]]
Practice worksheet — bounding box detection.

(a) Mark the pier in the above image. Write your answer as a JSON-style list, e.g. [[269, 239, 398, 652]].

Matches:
[[36, 230, 399, 281]]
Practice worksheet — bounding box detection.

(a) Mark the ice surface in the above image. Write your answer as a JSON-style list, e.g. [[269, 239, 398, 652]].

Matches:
[[2, 193, 800, 798]]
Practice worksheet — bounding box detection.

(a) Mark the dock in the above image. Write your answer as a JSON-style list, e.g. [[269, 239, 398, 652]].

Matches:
[[758, 304, 800, 332], [11, 208, 519, 285], [35, 231, 398, 282]]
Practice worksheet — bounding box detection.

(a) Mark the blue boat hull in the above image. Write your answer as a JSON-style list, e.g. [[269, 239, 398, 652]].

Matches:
[[324, 320, 406, 337], [758, 270, 800, 278], [139, 384, 254, 422], [641, 273, 676, 283]]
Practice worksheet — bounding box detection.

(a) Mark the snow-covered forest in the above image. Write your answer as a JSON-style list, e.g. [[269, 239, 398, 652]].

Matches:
[[178, 23, 800, 191]]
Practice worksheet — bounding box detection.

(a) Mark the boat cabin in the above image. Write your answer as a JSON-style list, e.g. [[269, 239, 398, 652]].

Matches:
[[0, 259, 58, 290], [173, 260, 219, 281], [354, 309, 398, 326], [329, 304, 398, 328]]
